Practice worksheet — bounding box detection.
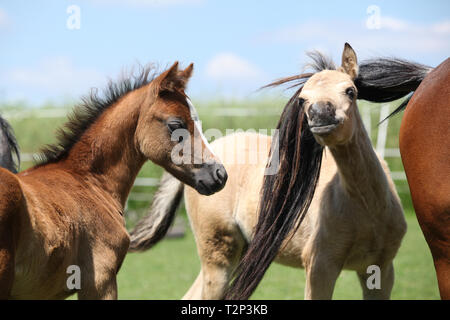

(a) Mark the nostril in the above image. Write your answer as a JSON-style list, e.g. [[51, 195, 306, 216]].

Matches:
[[216, 168, 225, 182], [308, 105, 318, 118], [216, 168, 223, 180], [215, 167, 228, 184]]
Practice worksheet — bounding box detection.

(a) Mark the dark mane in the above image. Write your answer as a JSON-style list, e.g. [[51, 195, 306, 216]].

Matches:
[[262, 51, 336, 90], [355, 58, 431, 119], [36, 66, 157, 165], [0, 114, 20, 172], [264, 55, 431, 120], [225, 51, 330, 300]]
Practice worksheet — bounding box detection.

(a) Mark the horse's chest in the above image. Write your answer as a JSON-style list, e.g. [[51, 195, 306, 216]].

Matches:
[[341, 216, 399, 270]]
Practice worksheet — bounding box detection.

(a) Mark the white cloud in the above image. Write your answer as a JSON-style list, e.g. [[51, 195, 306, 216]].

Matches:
[[1, 57, 105, 103], [431, 21, 450, 34], [205, 53, 265, 81], [256, 17, 450, 58], [8, 57, 103, 90], [0, 8, 10, 28], [380, 16, 410, 31]]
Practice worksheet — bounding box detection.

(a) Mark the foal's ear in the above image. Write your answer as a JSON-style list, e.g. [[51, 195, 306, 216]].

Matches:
[[154, 61, 183, 93], [154, 61, 193, 93], [339, 43, 358, 80], [179, 63, 194, 80]]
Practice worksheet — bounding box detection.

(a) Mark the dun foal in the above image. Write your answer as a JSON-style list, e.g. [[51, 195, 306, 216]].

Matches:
[[131, 44, 407, 300], [0, 62, 227, 299]]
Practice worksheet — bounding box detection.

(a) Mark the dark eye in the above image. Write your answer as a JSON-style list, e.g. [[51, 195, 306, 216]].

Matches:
[[345, 87, 356, 100], [167, 120, 185, 134], [298, 97, 305, 105]]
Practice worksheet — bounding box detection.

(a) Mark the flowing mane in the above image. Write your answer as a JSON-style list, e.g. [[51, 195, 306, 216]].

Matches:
[[35, 66, 157, 165], [0, 114, 20, 172], [356, 58, 431, 118]]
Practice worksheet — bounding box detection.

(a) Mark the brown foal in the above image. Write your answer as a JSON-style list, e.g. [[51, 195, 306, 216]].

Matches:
[[0, 62, 227, 299]]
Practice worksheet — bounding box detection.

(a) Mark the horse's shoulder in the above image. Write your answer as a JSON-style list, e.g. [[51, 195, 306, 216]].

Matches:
[[0, 166, 21, 191], [0, 167, 23, 217]]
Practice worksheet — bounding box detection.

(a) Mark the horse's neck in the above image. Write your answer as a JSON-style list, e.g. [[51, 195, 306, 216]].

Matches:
[[328, 107, 389, 210], [64, 91, 146, 208]]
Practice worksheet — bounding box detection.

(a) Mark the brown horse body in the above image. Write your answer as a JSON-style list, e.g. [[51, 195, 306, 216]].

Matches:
[[399, 58, 450, 299], [0, 62, 226, 299]]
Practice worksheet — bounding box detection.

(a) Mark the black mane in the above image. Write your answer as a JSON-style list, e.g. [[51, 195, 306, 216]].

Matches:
[[36, 66, 156, 165], [0, 114, 20, 172], [355, 58, 431, 118], [263, 53, 431, 119], [261, 51, 336, 90]]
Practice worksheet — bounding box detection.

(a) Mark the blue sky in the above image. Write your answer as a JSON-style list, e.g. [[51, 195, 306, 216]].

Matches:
[[0, 0, 449, 105]]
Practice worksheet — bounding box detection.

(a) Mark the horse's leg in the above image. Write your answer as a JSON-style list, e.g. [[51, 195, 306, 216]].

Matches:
[[0, 220, 15, 299], [77, 240, 128, 300], [304, 253, 342, 300], [183, 271, 203, 299], [433, 258, 450, 299], [0, 172, 22, 299], [357, 262, 394, 300], [201, 263, 233, 300], [195, 225, 246, 300], [77, 271, 118, 300]]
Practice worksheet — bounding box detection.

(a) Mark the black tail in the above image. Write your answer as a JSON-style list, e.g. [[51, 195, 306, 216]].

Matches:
[[0, 114, 20, 173], [225, 91, 323, 300], [224, 51, 332, 300], [355, 58, 432, 119], [128, 172, 184, 252]]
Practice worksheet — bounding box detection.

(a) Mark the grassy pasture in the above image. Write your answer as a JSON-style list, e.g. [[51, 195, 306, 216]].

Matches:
[[118, 214, 439, 300]]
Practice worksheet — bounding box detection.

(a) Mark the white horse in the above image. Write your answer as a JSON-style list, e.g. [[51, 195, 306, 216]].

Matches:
[[130, 44, 410, 299]]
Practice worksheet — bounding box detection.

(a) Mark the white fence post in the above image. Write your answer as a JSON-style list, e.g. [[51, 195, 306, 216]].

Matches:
[[376, 104, 391, 159]]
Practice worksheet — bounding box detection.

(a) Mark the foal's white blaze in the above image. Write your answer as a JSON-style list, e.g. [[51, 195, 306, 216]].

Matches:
[[186, 98, 217, 159]]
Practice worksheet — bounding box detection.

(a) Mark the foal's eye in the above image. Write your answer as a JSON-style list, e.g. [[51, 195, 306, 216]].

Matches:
[[298, 97, 305, 105], [345, 87, 356, 100], [167, 120, 185, 133]]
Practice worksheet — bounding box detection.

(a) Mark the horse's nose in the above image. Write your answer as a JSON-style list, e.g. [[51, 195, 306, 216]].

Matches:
[[194, 162, 228, 195], [308, 101, 336, 126]]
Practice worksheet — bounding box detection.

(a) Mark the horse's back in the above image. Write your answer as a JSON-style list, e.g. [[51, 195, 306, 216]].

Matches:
[[399, 58, 450, 298]]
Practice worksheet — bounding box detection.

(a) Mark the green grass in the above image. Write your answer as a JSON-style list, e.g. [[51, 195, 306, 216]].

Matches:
[[117, 213, 439, 300]]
